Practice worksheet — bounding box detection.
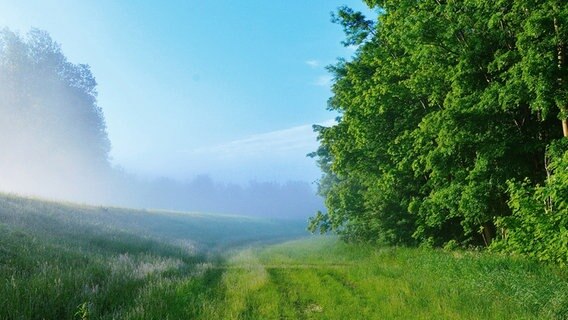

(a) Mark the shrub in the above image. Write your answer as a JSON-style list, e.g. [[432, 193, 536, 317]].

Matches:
[[495, 140, 568, 266]]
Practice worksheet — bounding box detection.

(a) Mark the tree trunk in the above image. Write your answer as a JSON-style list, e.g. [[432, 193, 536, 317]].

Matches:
[[481, 222, 493, 247], [563, 118, 568, 137]]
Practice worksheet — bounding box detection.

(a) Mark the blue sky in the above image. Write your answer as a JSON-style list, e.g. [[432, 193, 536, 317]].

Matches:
[[0, 1, 373, 184]]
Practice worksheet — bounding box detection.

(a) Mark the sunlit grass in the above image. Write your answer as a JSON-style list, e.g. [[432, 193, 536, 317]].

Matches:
[[0, 193, 304, 319], [2, 192, 567, 319], [188, 237, 568, 320]]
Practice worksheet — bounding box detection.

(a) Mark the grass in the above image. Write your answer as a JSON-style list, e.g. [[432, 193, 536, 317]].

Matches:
[[187, 238, 568, 320], [1, 193, 567, 319], [0, 193, 305, 319]]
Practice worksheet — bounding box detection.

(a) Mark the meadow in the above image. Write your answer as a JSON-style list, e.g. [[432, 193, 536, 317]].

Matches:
[[191, 238, 568, 320], [0, 193, 304, 319], [1, 193, 567, 319]]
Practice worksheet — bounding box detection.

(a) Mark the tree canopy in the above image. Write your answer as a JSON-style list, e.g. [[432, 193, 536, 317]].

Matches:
[[0, 29, 111, 199], [310, 0, 568, 264]]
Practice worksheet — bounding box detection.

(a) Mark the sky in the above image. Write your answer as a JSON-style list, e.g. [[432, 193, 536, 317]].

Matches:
[[0, 1, 373, 184]]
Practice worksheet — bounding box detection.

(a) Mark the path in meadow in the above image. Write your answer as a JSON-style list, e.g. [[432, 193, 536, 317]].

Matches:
[[186, 237, 566, 320]]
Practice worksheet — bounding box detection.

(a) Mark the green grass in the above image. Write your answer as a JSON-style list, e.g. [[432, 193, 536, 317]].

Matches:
[[1, 193, 567, 319], [186, 238, 568, 320], [0, 193, 305, 319]]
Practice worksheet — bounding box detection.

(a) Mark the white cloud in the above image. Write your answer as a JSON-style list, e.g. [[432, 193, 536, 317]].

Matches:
[[312, 75, 333, 87], [184, 120, 336, 160], [305, 59, 320, 68], [191, 124, 316, 159], [143, 120, 338, 183]]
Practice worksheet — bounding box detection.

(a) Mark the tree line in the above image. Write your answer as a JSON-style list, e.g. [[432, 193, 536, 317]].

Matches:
[[310, 0, 568, 265]]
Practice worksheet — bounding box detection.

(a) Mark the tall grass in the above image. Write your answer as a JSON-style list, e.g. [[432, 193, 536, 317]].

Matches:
[[0, 193, 305, 319], [2, 192, 566, 319], [189, 237, 568, 320]]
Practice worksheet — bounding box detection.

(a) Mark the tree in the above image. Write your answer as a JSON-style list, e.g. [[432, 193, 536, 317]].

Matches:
[[0, 28, 111, 199], [312, 0, 568, 256]]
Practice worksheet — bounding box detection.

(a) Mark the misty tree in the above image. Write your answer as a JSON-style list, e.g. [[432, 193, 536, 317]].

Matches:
[[0, 28, 111, 196]]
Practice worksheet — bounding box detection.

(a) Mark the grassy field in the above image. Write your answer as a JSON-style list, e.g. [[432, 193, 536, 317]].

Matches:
[[0, 193, 305, 319], [185, 238, 568, 320], [1, 194, 567, 319]]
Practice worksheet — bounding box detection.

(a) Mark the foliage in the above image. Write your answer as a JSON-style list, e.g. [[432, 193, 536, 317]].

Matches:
[[311, 0, 568, 259], [0, 28, 113, 203], [495, 139, 568, 265], [0, 28, 111, 168]]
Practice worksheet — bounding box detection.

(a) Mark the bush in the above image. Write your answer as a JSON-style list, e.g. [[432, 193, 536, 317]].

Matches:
[[495, 140, 568, 266]]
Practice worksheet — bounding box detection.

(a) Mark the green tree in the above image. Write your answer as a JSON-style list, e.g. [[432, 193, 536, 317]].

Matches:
[[496, 139, 568, 265], [312, 0, 568, 255]]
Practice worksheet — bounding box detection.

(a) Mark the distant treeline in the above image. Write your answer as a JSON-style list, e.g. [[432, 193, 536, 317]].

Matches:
[[0, 28, 321, 219], [110, 173, 322, 219], [310, 1, 568, 265]]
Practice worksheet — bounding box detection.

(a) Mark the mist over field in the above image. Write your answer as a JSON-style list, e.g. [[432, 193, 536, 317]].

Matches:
[[1, 2, 568, 319], [0, 28, 322, 219]]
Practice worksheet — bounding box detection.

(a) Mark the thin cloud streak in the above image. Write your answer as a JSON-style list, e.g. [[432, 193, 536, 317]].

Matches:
[[305, 59, 321, 68], [170, 120, 335, 183], [189, 121, 329, 159]]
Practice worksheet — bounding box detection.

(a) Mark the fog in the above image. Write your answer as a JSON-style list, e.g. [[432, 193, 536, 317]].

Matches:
[[0, 28, 323, 219]]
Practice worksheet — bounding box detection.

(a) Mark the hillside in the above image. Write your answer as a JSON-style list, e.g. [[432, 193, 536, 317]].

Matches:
[[1, 193, 567, 319], [0, 193, 306, 319]]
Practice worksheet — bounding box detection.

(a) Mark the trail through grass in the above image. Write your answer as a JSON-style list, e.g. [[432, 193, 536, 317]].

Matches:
[[0, 193, 305, 319], [186, 237, 568, 320], [2, 193, 567, 319]]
